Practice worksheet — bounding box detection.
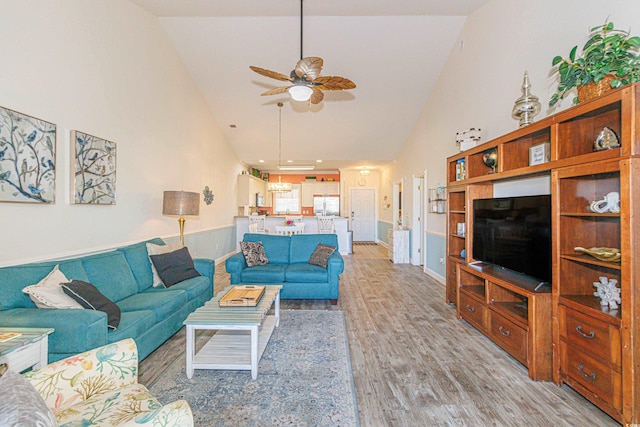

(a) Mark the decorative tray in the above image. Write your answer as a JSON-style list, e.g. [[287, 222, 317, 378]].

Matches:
[[219, 285, 266, 307]]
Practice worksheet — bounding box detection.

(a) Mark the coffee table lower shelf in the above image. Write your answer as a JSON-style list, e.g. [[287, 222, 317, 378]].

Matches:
[[188, 315, 277, 376]]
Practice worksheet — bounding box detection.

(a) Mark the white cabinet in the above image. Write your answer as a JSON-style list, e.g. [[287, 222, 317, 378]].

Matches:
[[237, 175, 267, 207], [387, 229, 410, 263], [311, 182, 340, 196], [301, 182, 314, 207]]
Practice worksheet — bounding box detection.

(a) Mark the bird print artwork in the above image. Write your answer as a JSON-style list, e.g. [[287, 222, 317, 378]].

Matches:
[[72, 130, 116, 205], [0, 106, 56, 203]]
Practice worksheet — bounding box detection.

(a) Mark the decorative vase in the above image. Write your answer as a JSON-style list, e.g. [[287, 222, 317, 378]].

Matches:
[[577, 75, 616, 103]]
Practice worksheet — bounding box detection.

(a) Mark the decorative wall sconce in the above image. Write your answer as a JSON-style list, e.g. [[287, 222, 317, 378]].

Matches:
[[383, 196, 391, 210]]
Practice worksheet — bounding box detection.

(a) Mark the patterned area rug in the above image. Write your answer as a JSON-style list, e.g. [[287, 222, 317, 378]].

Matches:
[[148, 310, 360, 427]]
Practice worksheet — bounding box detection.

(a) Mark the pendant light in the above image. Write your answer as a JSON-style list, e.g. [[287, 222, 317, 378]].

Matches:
[[267, 102, 293, 192]]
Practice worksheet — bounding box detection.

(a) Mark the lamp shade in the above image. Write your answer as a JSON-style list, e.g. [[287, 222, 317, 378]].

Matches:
[[163, 191, 200, 217]]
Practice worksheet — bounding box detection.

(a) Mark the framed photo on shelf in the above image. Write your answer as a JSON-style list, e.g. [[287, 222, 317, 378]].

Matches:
[[261, 172, 269, 181], [529, 142, 550, 166]]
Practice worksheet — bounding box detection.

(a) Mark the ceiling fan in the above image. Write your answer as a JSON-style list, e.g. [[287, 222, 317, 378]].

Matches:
[[249, 0, 356, 104]]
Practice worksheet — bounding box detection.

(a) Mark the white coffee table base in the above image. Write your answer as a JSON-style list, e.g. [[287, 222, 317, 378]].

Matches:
[[184, 285, 281, 380]]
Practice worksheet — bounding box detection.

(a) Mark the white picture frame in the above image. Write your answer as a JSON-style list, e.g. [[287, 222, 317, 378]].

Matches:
[[529, 142, 550, 166]]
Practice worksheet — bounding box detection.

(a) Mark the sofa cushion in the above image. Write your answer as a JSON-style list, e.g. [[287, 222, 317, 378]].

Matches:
[[117, 289, 188, 321], [144, 275, 210, 300], [149, 247, 201, 287], [285, 263, 329, 283], [107, 310, 156, 344], [308, 243, 337, 268], [289, 234, 339, 264], [147, 241, 184, 287], [0, 260, 88, 311], [0, 370, 56, 427], [240, 264, 287, 283], [243, 233, 291, 264], [240, 241, 269, 267], [117, 238, 164, 292], [81, 251, 138, 302], [62, 280, 121, 330], [22, 265, 83, 309]]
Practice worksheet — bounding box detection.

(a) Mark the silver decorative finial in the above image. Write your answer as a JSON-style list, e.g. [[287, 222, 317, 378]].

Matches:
[[512, 71, 541, 127]]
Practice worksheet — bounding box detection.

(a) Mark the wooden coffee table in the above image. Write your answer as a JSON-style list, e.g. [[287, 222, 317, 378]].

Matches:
[[184, 285, 281, 379], [0, 327, 54, 373]]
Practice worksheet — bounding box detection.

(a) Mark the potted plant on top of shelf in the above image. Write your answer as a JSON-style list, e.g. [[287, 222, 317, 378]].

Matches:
[[549, 21, 640, 107]]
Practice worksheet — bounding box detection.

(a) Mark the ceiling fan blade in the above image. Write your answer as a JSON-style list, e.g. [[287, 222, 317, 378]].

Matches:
[[310, 87, 324, 104], [294, 57, 323, 81], [260, 86, 291, 96], [314, 76, 356, 91], [250, 66, 293, 82]]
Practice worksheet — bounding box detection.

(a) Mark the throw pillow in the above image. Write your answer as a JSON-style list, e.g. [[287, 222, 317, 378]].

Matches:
[[240, 241, 269, 267], [308, 243, 337, 269], [0, 369, 57, 427], [62, 280, 121, 330], [22, 265, 83, 309], [149, 246, 201, 287], [146, 241, 183, 287]]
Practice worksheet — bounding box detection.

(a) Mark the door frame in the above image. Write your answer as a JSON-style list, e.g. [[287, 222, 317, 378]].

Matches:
[[412, 172, 427, 266], [349, 187, 377, 242]]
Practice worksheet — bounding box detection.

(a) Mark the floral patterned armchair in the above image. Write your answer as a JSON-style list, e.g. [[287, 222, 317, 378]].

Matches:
[[22, 338, 193, 426]]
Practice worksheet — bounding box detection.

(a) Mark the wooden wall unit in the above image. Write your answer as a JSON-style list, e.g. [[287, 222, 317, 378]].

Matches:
[[446, 84, 640, 424]]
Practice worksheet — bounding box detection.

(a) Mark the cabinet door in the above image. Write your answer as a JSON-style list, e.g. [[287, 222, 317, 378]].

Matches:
[[325, 182, 339, 195], [313, 183, 325, 195], [301, 183, 314, 206], [237, 175, 250, 206]]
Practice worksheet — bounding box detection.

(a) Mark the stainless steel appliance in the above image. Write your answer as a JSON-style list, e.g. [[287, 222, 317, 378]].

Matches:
[[313, 196, 339, 216], [256, 192, 264, 207]]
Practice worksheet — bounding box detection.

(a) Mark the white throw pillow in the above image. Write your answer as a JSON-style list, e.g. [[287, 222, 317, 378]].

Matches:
[[22, 265, 83, 309], [146, 241, 183, 287]]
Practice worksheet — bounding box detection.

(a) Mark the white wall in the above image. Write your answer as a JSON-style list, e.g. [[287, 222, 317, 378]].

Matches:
[[389, 0, 640, 238], [0, 0, 243, 266]]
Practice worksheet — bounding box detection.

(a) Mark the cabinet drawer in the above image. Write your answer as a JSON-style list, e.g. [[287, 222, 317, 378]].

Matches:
[[560, 342, 622, 412], [559, 305, 621, 370], [489, 311, 528, 365], [459, 292, 487, 331]]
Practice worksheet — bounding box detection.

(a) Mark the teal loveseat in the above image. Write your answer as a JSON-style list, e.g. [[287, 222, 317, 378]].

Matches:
[[226, 233, 344, 304], [0, 238, 214, 362]]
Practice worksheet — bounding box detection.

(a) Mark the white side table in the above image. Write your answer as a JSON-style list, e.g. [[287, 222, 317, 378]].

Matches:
[[0, 327, 54, 373]]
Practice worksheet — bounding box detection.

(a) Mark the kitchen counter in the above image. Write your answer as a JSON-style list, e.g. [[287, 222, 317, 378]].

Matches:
[[235, 216, 351, 255]]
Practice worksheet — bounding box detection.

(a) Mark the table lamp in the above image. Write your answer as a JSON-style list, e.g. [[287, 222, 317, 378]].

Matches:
[[162, 190, 200, 245]]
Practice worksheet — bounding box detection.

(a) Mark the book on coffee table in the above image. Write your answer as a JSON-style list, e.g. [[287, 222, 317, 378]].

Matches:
[[0, 332, 21, 343], [219, 285, 266, 307]]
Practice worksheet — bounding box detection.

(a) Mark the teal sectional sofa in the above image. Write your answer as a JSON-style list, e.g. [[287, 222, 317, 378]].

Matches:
[[0, 238, 214, 362], [226, 233, 344, 304]]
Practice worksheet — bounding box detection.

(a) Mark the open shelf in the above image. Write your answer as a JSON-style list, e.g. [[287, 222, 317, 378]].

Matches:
[[559, 295, 621, 326]]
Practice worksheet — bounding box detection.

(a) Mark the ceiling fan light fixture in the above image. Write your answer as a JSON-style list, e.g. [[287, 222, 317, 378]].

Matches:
[[288, 85, 313, 102]]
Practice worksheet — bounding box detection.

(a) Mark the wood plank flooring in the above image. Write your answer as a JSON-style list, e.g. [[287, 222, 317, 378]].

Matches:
[[139, 243, 618, 426]]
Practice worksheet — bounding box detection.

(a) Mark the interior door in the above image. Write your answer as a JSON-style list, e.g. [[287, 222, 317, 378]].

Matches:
[[350, 188, 375, 241]]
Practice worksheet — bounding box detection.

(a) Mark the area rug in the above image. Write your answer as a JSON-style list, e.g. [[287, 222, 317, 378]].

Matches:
[[147, 310, 360, 427]]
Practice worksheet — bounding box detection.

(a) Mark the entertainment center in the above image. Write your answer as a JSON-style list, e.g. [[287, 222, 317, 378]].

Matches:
[[446, 84, 640, 424]]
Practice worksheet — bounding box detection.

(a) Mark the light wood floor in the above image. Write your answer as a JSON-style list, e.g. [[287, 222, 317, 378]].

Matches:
[[140, 243, 618, 426]]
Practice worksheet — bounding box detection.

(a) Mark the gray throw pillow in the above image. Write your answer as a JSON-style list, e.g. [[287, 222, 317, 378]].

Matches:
[[308, 243, 336, 269], [0, 369, 57, 427], [240, 241, 269, 267]]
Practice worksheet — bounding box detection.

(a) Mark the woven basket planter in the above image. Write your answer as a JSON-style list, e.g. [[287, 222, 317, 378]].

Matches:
[[577, 75, 616, 103]]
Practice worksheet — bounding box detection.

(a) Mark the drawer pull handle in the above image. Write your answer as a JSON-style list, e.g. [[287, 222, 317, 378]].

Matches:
[[466, 304, 475, 313], [498, 326, 511, 337], [576, 325, 595, 339], [577, 364, 597, 381]]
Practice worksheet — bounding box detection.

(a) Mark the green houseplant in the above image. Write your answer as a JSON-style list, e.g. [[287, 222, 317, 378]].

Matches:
[[549, 21, 640, 107]]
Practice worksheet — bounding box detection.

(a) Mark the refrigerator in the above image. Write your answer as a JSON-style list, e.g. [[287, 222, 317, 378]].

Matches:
[[313, 196, 340, 216]]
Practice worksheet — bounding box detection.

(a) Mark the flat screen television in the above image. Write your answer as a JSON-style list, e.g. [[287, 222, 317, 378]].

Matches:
[[472, 195, 551, 283]]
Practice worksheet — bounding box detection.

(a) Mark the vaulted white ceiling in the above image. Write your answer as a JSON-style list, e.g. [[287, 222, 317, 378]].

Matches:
[[130, 0, 490, 171]]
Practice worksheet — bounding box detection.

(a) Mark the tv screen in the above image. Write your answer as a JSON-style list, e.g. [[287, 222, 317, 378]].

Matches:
[[472, 195, 551, 283]]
